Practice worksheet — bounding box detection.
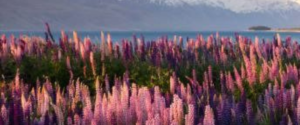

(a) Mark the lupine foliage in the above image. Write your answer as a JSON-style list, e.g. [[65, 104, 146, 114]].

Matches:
[[0, 28, 300, 124]]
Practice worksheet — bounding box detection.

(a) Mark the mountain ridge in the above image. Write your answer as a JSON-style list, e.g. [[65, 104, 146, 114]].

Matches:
[[0, 0, 300, 31]]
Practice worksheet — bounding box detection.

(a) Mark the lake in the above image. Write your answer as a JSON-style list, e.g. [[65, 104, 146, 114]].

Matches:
[[1, 31, 300, 43]]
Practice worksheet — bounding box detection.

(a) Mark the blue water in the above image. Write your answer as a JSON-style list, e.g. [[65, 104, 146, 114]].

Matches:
[[1, 31, 300, 43]]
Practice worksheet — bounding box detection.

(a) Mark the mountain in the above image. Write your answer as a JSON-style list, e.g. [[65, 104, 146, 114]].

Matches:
[[0, 0, 300, 31]]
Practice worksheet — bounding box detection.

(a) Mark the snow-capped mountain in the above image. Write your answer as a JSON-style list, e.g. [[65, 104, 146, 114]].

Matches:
[[0, 0, 299, 31], [148, 0, 300, 13]]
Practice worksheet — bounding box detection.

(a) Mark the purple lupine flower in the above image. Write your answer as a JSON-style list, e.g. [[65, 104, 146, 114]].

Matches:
[[246, 100, 254, 125], [50, 103, 64, 125], [114, 43, 120, 58], [67, 116, 73, 125], [208, 66, 213, 84], [216, 100, 223, 125], [222, 99, 232, 125]]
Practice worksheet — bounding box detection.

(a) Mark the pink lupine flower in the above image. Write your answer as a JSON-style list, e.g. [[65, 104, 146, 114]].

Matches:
[[291, 85, 295, 105], [269, 59, 279, 80], [58, 49, 62, 60], [89, 52, 96, 76], [170, 72, 177, 94], [100, 31, 106, 61], [243, 54, 255, 85], [238, 36, 245, 54], [94, 77, 102, 124], [297, 96, 300, 123], [170, 94, 183, 124], [254, 37, 263, 59], [185, 104, 195, 125], [153, 86, 161, 114], [39, 87, 50, 116], [15, 69, 20, 91], [259, 60, 269, 83], [206, 36, 213, 50], [82, 86, 93, 124], [220, 45, 228, 64], [226, 72, 234, 93], [1, 105, 8, 125], [203, 105, 215, 125], [107, 33, 113, 56], [74, 79, 81, 103], [249, 45, 257, 79], [234, 67, 244, 92], [277, 33, 282, 47], [121, 82, 129, 115], [73, 31, 80, 53], [12, 45, 23, 64], [241, 65, 246, 79], [180, 84, 187, 102], [84, 37, 92, 53], [74, 113, 81, 125], [61, 30, 68, 43], [91, 119, 97, 125], [80, 42, 86, 61]]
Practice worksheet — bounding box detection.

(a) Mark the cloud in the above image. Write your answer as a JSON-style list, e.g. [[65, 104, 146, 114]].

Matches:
[[150, 0, 300, 13]]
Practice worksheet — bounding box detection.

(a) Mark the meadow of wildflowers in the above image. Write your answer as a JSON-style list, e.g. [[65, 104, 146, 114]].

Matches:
[[0, 27, 300, 125]]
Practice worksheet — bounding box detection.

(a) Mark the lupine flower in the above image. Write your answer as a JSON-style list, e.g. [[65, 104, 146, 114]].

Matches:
[[1, 105, 8, 125], [185, 104, 195, 125], [297, 96, 300, 124], [234, 67, 244, 92], [89, 52, 96, 76], [107, 33, 113, 56], [170, 72, 177, 94], [246, 100, 254, 125], [203, 105, 215, 125], [1, 32, 300, 125], [50, 103, 64, 125]]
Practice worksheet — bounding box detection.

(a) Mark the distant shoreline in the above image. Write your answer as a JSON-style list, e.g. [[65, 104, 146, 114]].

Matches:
[[248, 30, 300, 33], [272, 29, 300, 33], [248, 26, 300, 33]]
